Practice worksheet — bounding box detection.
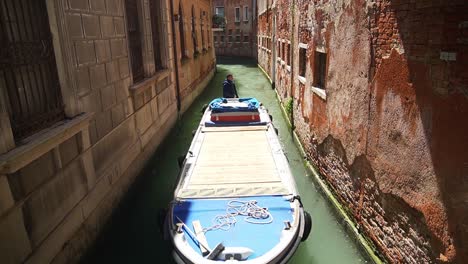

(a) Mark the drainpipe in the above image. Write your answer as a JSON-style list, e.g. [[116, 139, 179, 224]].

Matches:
[[290, 0, 296, 128], [271, 6, 276, 89], [169, 0, 181, 112], [212, 0, 216, 69]]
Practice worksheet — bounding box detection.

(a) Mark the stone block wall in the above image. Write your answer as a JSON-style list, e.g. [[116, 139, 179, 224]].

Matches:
[[0, 0, 215, 263], [259, 0, 468, 263], [173, 0, 217, 111]]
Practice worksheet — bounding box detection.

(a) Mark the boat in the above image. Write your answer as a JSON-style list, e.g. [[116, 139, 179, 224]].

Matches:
[[163, 97, 312, 263]]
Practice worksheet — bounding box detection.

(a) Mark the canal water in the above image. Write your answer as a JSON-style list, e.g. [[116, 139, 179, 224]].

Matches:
[[84, 58, 370, 264]]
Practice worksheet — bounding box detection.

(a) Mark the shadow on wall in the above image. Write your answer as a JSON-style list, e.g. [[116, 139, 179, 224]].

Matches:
[[369, 0, 468, 262]]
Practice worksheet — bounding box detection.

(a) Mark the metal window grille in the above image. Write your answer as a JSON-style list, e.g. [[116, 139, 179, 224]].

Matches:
[[179, 4, 186, 58], [150, 0, 163, 71], [191, 6, 197, 54], [125, 0, 144, 82], [0, 0, 64, 141], [200, 10, 204, 49]]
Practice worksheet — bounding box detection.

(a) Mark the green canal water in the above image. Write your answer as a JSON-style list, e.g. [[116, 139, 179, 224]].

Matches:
[[84, 58, 370, 264]]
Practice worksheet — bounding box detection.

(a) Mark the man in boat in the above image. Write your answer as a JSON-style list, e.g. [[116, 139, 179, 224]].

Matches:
[[223, 74, 239, 98]]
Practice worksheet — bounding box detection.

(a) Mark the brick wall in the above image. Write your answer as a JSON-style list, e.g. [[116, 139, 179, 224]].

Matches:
[[259, 0, 468, 263]]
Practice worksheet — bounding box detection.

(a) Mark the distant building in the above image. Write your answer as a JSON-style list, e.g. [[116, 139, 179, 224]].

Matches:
[[212, 0, 257, 58], [0, 0, 215, 263]]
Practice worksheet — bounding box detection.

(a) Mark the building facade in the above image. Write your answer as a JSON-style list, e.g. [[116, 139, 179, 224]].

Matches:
[[212, 0, 257, 58], [258, 0, 467, 263], [0, 0, 215, 263]]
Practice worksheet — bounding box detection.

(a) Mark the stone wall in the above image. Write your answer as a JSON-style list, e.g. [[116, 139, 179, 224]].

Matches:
[[213, 0, 257, 58], [259, 0, 468, 263], [0, 0, 215, 263], [173, 0, 217, 111]]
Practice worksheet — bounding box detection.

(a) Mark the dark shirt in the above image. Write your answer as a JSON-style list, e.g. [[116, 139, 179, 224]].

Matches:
[[223, 79, 238, 98]]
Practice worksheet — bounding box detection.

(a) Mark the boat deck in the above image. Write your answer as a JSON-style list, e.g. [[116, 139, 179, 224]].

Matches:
[[177, 125, 291, 198]]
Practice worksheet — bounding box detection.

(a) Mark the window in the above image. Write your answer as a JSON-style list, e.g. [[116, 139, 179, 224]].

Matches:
[[243, 35, 249, 42], [314, 51, 327, 89], [229, 36, 233, 42], [150, 0, 164, 70], [299, 47, 307, 77], [215, 7, 224, 17], [191, 6, 198, 55], [178, 4, 187, 59], [236, 35, 241, 42], [235, 7, 240, 22], [281, 43, 286, 60], [220, 35, 225, 43], [286, 43, 291, 65], [277, 41, 281, 59], [1, 0, 64, 140], [125, 0, 145, 82], [214, 35, 217, 42], [228, 29, 233, 35], [244, 6, 249, 21], [200, 10, 205, 49]]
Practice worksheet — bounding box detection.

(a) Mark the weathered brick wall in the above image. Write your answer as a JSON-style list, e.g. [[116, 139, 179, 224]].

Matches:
[[365, 1, 468, 262], [260, 0, 468, 263]]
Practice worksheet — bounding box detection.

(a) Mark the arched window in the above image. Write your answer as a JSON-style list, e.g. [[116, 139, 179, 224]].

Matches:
[[178, 4, 186, 59], [191, 6, 198, 55]]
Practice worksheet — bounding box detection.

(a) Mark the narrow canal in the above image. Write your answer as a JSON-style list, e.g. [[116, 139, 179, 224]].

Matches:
[[84, 58, 370, 264]]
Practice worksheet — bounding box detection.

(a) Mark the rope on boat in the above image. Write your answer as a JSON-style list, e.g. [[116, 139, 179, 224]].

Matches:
[[202, 200, 273, 233]]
